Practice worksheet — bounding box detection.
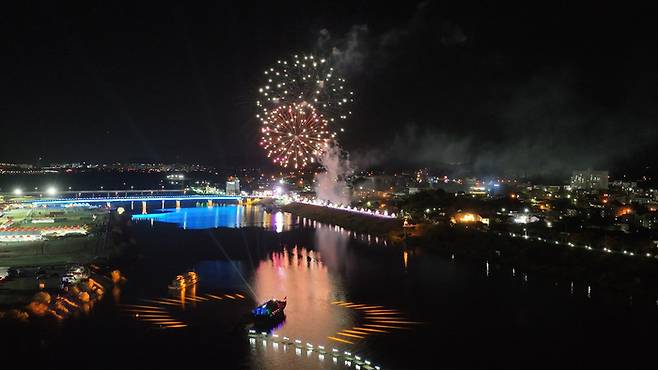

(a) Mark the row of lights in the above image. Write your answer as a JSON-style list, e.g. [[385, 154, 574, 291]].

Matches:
[[298, 198, 397, 219], [13, 186, 59, 196], [248, 330, 380, 369], [11, 185, 155, 196], [503, 231, 655, 259]]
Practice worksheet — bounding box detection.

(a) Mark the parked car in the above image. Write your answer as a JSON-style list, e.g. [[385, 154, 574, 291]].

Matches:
[[61, 274, 79, 284]]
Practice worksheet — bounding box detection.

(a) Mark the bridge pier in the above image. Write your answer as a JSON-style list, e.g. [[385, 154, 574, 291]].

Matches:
[[142, 201, 147, 214], [131, 201, 134, 210], [207, 200, 213, 207], [176, 200, 181, 209], [161, 200, 165, 209]]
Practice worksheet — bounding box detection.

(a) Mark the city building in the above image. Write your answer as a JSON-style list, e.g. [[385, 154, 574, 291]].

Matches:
[[570, 169, 608, 191], [226, 177, 240, 195]]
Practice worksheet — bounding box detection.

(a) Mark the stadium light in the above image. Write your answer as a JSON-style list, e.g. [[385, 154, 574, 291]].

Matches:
[[46, 186, 58, 196]]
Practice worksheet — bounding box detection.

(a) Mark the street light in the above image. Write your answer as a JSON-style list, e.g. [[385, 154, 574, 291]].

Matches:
[[13, 188, 22, 196], [46, 186, 58, 196]]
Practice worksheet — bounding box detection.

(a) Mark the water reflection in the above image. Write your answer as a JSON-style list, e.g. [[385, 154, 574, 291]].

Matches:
[[251, 244, 343, 344], [275, 211, 284, 233], [132, 205, 294, 232], [113, 203, 658, 370], [297, 217, 389, 247], [133, 208, 391, 248]]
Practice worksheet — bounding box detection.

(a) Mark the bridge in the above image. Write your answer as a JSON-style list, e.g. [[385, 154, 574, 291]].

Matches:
[[10, 189, 194, 199], [23, 192, 270, 214], [4, 187, 270, 209], [31, 194, 243, 206]]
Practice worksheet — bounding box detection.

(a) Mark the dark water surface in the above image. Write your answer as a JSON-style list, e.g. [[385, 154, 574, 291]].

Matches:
[[4, 204, 658, 369]]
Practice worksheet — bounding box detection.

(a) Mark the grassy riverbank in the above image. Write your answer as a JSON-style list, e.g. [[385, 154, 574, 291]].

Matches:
[[0, 209, 111, 268], [0, 237, 100, 267], [282, 203, 402, 236]]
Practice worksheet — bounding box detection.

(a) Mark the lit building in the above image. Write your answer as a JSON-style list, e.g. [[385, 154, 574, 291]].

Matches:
[[464, 178, 486, 195], [570, 169, 608, 190], [226, 177, 240, 195], [450, 212, 489, 225]]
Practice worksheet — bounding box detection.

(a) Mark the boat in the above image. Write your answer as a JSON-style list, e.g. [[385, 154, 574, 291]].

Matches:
[[252, 297, 287, 319], [168, 271, 198, 291]]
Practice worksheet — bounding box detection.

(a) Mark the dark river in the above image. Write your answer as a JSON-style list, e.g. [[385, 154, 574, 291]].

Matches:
[[5, 204, 658, 369]]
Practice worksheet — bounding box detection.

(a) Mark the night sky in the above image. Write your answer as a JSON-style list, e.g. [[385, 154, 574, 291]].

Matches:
[[1, 1, 657, 177]]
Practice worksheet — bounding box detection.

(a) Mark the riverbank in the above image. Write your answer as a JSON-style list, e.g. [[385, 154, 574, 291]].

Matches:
[[280, 204, 658, 296], [0, 208, 133, 309], [0, 206, 113, 266], [406, 224, 658, 297], [282, 202, 402, 236], [0, 236, 105, 267]]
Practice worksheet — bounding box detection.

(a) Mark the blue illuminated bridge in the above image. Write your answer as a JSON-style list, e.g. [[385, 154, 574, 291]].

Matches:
[[31, 195, 245, 206]]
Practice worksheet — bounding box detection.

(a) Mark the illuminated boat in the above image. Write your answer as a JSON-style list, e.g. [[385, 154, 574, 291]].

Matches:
[[252, 297, 287, 319], [167, 271, 198, 291]]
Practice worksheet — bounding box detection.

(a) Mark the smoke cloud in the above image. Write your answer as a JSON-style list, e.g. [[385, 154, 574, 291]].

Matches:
[[316, 2, 467, 74], [317, 25, 369, 74], [314, 145, 352, 205], [313, 3, 657, 179], [349, 71, 658, 178]]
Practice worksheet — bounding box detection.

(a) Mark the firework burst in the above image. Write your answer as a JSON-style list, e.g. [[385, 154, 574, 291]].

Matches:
[[256, 54, 353, 123], [259, 102, 335, 169], [256, 54, 354, 168]]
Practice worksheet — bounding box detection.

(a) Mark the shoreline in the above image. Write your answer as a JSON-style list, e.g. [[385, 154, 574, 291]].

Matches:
[[405, 224, 658, 297], [282, 203, 658, 297], [282, 202, 402, 236], [0, 209, 132, 314]]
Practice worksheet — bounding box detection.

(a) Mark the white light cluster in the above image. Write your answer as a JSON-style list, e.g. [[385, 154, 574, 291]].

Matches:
[[247, 330, 380, 369], [297, 198, 396, 219]]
